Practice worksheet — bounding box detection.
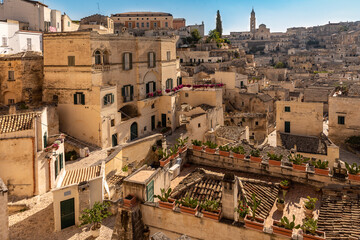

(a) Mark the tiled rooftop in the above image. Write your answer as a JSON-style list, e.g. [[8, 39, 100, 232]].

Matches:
[[61, 165, 101, 187], [0, 113, 36, 134], [280, 132, 326, 154], [318, 188, 360, 240]]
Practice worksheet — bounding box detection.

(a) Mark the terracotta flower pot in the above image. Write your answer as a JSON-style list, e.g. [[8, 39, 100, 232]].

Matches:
[[233, 153, 245, 159], [348, 173, 360, 181], [280, 184, 290, 190], [158, 200, 175, 210], [160, 157, 170, 167], [205, 147, 216, 154], [244, 215, 264, 231], [303, 231, 326, 240], [314, 168, 329, 176], [269, 159, 281, 166], [276, 201, 285, 211], [304, 206, 314, 218], [179, 205, 198, 215], [202, 209, 221, 220], [250, 156, 262, 163], [192, 145, 203, 151], [272, 221, 293, 237], [179, 146, 187, 153], [219, 151, 230, 157], [293, 164, 306, 171], [123, 195, 137, 208], [90, 225, 101, 238]]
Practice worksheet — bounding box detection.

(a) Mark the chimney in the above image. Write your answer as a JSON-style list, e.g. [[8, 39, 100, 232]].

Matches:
[[9, 105, 16, 115], [221, 172, 238, 220]]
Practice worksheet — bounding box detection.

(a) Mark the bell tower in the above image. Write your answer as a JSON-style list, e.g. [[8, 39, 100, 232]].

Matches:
[[250, 7, 256, 33]]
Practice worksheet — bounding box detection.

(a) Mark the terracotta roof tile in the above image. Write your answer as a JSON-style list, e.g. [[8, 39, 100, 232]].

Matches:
[[61, 165, 101, 187], [0, 113, 36, 134]]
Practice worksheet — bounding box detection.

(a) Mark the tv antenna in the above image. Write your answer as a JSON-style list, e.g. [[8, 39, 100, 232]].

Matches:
[[97, 2, 100, 14]]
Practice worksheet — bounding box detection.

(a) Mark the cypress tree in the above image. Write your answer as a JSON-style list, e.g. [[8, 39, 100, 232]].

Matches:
[[216, 10, 223, 38]]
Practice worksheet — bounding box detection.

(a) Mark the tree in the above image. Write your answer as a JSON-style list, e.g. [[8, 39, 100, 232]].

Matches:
[[191, 29, 202, 43], [207, 29, 220, 43], [216, 10, 223, 38]]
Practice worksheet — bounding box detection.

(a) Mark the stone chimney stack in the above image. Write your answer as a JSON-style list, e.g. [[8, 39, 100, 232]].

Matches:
[[221, 172, 238, 220], [9, 105, 16, 115]]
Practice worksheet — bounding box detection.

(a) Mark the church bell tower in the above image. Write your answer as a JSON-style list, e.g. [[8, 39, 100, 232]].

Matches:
[[250, 7, 256, 33]]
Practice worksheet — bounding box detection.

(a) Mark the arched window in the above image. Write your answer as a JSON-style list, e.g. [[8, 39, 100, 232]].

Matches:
[[94, 51, 102, 65], [130, 122, 138, 140], [103, 51, 109, 65]]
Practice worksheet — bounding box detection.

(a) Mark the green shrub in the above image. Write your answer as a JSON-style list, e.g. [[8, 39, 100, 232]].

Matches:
[[278, 215, 300, 230], [345, 162, 360, 175], [304, 196, 318, 210], [267, 152, 283, 161], [204, 141, 218, 149], [312, 159, 329, 169], [219, 145, 231, 152], [191, 139, 202, 146], [176, 194, 198, 209], [200, 200, 220, 212], [80, 202, 112, 230], [250, 149, 260, 157], [155, 188, 172, 202], [301, 218, 318, 235], [231, 146, 245, 154]]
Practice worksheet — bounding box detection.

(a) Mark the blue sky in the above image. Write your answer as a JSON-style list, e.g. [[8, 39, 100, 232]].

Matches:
[[44, 0, 360, 34]]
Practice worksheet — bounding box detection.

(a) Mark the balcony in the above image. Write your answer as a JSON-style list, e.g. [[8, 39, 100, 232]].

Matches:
[[92, 64, 110, 71]]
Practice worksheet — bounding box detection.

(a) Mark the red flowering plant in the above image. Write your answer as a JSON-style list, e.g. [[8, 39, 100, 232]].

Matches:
[[178, 84, 184, 89], [210, 84, 215, 88], [235, 199, 249, 220], [156, 90, 162, 96], [165, 89, 171, 93], [147, 92, 154, 98], [185, 84, 192, 88]]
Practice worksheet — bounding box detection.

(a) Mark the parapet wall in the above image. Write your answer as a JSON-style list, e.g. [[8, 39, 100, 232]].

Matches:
[[187, 149, 358, 188]]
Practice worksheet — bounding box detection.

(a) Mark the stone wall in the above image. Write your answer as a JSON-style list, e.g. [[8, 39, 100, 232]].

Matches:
[[0, 179, 9, 240]]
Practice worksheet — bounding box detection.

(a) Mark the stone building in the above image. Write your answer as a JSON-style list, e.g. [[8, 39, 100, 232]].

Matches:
[[0, 51, 43, 105], [0, 0, 61, 32], [79, 14, 114, 34], [328, 85, 360, 144], [0, 178, 8, 240], [42, 31, 179, 148], [111, 12, 173, 30], [61, 13, 79, 32], [0, 107, 64, 197], [173, 18, 186, 30]]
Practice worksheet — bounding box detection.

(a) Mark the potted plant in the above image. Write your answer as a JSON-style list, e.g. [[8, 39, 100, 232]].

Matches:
[[267, 152, 283, 166], [204, 141, 218, 154], [155, 188, 175, 210], [312, 159, 329, 176], [169, 144, 179, 160], [231, 146, 246, 159], [273, 215, 300, 237], [301, 218, 326, 240], [177, 137, 189, 153], [191, 139, 203, 151], [289, 154, 308, 171], [219, 145, 231, 157], [276, 191, 287, 212], [280, 180, 291, 190], [200, 200, 221, 220], [304, 196, 318, 218], [157, 148, 170, 167], [250, 149, 262, 162], [345, 162, 360, 181], [177, 194, 199, 215], [80, 201, 112, 238], [235, 199, 249, 223], [244, 193, 264, 231]]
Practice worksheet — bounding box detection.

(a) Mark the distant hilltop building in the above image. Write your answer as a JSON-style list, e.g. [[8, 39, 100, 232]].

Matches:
[[111, 12, 173, 30]]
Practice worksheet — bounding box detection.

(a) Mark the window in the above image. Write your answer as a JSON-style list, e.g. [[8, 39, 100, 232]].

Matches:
[[8, 71, 14, 81], [121, 85, 134, 102], [146, 22, 149, 28], [73, 92, 85, 105], [94, 51, 101, 65], [148, 52, 156, 68], [338, 116, 345, 125], [2, 37, 7, 46], [59, 153, 63, 171], [151, 103, 155, 109], [185, 93, 189, 97], [165, 22, 168, 28], [68, 56, 75, 66], [27, 38, 32, 51], [128, 22, 132, 28], [154, 22, 157, 28], [57, 22, 59, 29], [136, 22, 139, 28], [123, 53, 132, 70], [8, 99, 15, 105], [167, 51, 171, 61], [103, 93, 114, 106], [198, 123, 201, 128], [103, 51, 109, 65], [285, 106, 291, 112], [111, 119, 115, 127], [146, 81, 156, 95], [141, 22, 144, 28], [112, 134, 118, 147], [177, 77, 182, 86], [52, 95, 58, 103], [68, 21, 70, 27], [166, 78, 173, 90], [285, 121, 290, 133], [255, 121, 259, 126]]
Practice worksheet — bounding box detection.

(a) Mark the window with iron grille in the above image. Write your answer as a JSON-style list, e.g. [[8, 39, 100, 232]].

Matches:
[[148, 52, 156, 68], [8, 71, 14, 81]]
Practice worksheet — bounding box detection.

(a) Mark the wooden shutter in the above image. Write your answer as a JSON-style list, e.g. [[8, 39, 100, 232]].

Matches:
[[153, 82, 156, 92], [122, 53, 126, 70], [148, 52, 151, 68], [111, 94, 114, 103], [153, 52, 156, 67], [129, 53, 133, 69], [130, 85, 134, 101], [81, 93, 85, 105], [103, 95, 107, 105], [73, 94, 77, 104]]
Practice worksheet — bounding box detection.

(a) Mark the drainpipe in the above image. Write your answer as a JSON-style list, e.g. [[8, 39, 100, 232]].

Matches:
[[32, 137, 36, 195], [48, 158, 51, 190]]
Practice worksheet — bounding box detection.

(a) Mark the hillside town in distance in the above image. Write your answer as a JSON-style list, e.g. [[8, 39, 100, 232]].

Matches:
[[1, 0, 360, 239]]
